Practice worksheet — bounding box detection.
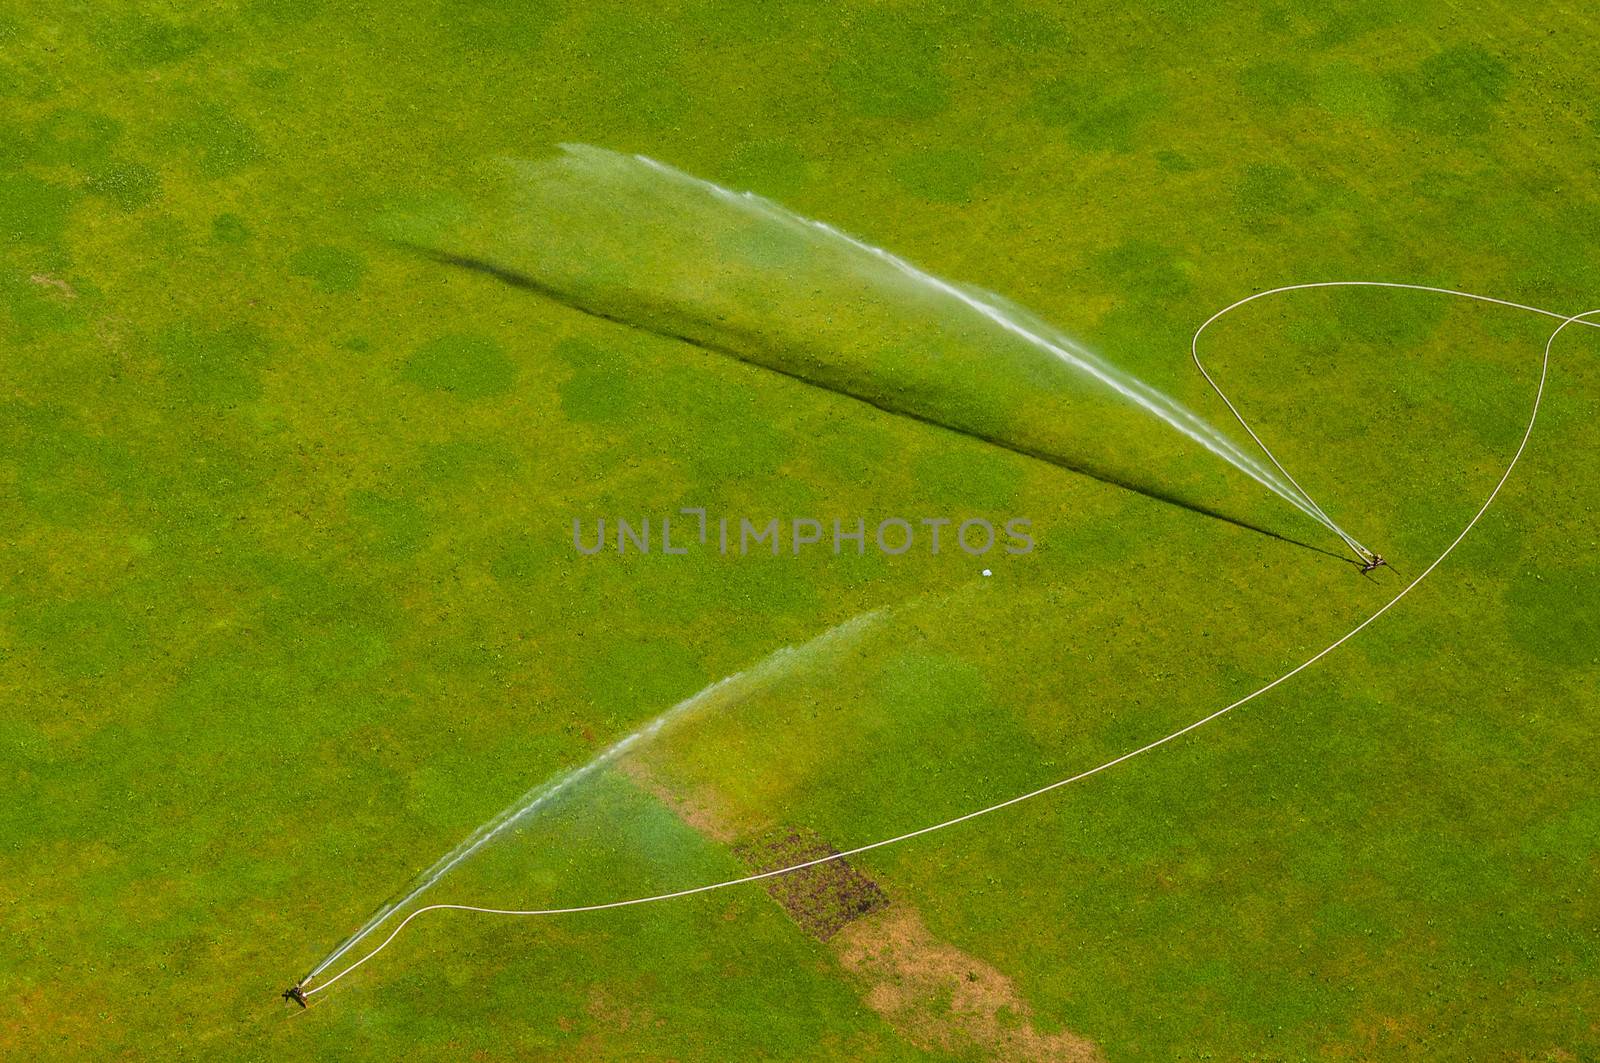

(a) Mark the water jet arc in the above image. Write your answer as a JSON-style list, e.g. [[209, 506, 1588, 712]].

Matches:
[[298, 286, 1594, 997], [381, 144, 1369, 556]]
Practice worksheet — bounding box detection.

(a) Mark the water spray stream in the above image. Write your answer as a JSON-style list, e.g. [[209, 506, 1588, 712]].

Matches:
[[302, 676, 736, 986], [295, 287, 1596, 999], [384, 145, 1374, 558], [301, 608, 886, 988], [630, 150, 1366, 556]]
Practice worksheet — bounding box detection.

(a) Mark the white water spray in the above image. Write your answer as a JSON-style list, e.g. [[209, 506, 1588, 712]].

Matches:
[[631, 150, 1367, 557], [297, 288, 1597, 999], [387, 144, 1373, 558], [303, 608, 886, 986]]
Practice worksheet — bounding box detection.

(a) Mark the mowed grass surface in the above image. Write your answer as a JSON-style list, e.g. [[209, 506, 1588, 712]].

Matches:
[[2, 2, 1598, 1059]]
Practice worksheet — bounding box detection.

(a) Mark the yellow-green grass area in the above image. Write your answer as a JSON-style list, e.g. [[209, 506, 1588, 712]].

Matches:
[[2, 2, 1598, 1059]]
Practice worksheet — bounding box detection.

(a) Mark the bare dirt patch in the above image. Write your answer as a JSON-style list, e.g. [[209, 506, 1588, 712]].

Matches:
[[734, 825, 890, 941], [29, 272, 77, 298], [626, 764, 1100, 1059], [834, 907, 1103, 1062]]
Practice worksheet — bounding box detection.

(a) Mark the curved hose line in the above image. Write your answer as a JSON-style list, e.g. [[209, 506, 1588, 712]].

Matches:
[[302, 288, 1596, 999]]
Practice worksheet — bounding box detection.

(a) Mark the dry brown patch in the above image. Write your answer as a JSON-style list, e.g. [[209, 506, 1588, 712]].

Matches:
[[584, 985, 636, 1030], [627, 763, 1100, 1060], [620, 758, 738, 844], [834, 907, 1102, 1062], [565, 985, 665, 1059], [29, 272, 76, 298], [734, 825, 890, 941]]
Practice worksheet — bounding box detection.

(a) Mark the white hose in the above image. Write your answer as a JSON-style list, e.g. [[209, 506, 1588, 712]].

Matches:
[[302, 285, 1597, 998]]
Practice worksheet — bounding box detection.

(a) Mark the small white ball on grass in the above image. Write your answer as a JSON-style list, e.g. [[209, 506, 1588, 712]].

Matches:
[[982, 569, 992, 577]]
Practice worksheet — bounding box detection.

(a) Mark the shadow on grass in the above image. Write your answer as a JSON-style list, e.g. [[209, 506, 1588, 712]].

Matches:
[[403, 242, 1355, 566]]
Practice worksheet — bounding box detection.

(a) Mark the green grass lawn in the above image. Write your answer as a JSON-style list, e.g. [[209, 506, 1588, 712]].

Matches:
[[3, 2, 1598, 1059]]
